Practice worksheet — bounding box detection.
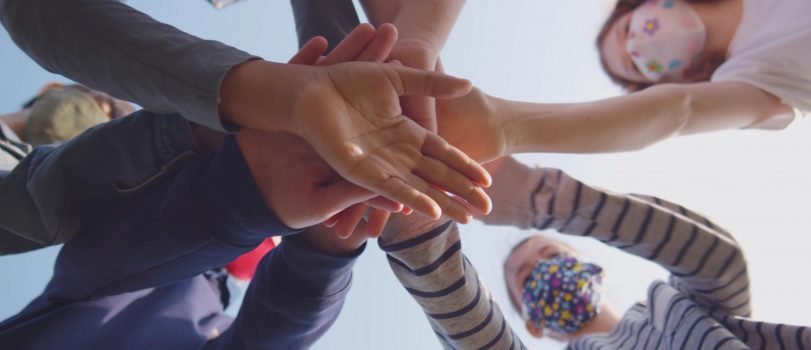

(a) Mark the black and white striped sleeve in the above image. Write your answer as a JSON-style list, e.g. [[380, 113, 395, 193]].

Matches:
[[482, 157, 751, 317], [379, 220, 526, 350]]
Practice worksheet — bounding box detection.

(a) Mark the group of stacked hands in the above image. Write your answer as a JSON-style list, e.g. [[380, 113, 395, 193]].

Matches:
[[1, 0, 810, 349]]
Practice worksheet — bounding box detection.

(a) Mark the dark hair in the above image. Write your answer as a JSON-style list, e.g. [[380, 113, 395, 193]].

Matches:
[[596, 0, 726, 92]]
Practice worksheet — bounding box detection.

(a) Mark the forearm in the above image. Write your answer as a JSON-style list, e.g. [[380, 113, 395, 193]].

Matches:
[[362, 0, 464, 55], [502, 84, 691, 154], [482, 157, 751, 316], [502, 81, 790, 154], [44, 132, 295, 301], [360, 0, 404, 26], [0, 0, 256, 131], [208, 236, 361, 350], [379, 217, 525, 350]]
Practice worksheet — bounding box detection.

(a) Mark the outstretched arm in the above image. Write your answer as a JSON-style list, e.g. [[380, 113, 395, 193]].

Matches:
[[208, 232, 363, 350], [379, 216, 526, 350], [437, 81, 795, 159], [503, 82, 794, 154], [0, 0, 254, 131], [1, 0, 491, 221], [480, 156, 751, 317]]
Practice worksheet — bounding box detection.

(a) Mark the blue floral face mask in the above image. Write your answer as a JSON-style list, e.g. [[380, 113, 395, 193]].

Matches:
[[522, 253, 604, 333]]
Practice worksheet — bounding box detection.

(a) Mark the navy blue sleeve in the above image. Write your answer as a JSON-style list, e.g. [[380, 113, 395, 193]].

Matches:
[[39, 136, 298, 303], [206, 236, 362, 350]]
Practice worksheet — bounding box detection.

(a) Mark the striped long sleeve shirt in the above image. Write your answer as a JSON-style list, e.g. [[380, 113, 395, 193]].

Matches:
[[482, 156, 811, 350], [380, 220, 526, 350]]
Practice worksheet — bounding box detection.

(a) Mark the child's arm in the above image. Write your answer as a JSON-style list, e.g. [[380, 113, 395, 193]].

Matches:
[[208, 230, 365, 350], [360, 0, 466, 130], [503, 82, 794, 154], [379, 217, 526, 350], [481, 156, 752, 317], [437, 81, 794, 158]]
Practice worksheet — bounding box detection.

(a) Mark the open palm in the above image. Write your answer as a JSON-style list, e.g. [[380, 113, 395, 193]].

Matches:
[[289, 62, 492, 220]]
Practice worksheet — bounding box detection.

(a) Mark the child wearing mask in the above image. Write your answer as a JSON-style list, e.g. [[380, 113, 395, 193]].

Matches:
[[487, 156, 811, 348], [374, 0, 811, 158]]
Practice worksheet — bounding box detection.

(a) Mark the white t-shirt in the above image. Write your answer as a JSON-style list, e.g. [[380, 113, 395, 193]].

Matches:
[[712, 0, 811, 118]]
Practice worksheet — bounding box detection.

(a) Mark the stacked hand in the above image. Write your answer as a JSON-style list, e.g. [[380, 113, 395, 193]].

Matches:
[[436, 87, 510, 164], [224, 24, 491, 229]]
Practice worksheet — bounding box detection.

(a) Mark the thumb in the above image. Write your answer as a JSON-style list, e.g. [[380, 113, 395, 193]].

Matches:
[[390, 65, 472, 99], [317, 179, 378, 216]]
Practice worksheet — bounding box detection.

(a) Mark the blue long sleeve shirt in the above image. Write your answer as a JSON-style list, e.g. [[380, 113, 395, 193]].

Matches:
[[0, 111, 356, 349]]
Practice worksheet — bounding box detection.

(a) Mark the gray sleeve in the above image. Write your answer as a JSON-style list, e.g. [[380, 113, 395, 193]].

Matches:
[[521, 167, 752, 317], [0, 0, 257, 131], [379, 220, 526, 350], [291, 0, 360, 50]]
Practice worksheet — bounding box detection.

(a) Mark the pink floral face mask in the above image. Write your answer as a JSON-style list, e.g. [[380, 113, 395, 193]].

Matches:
[[626, 0, 707, 82]]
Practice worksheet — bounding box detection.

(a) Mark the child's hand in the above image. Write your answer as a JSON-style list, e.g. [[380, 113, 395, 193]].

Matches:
[[388, 38, 441, 131], [222, 24, 490, 223], [437, 88, 510, 163]]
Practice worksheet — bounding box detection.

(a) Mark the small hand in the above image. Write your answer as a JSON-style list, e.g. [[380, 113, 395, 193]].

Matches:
[[436, 87, 509, 163], [236, 25, 404, 229], [389, 39, 440, 131], [289, 61, 491, 222], [219, 26, 491, 223]]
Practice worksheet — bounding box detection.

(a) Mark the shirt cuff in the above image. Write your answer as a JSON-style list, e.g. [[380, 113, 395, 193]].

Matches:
[[479, 157, 545, 229], [276, 235, 364, 299]]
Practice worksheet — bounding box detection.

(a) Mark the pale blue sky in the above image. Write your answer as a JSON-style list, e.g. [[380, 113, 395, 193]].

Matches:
[[1, 1, 809, 349]]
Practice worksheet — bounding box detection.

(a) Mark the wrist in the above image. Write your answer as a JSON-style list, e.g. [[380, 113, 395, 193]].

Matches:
[[493, 97, 520, 157], [219, 60, 316, 132], [295, 226, 367, 258], [479, 157, 540, 229], [390, 39, 439, 70]]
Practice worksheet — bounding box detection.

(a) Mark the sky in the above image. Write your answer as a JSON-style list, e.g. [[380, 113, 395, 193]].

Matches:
[[0, 1, 809, 349]]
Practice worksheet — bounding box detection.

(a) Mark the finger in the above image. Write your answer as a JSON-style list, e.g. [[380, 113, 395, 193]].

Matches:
[[376, 176, 442, 220], [319, 179, 378, 219], [406, 173, 473, 224], [400, 96, 437, 131], [365, 209, 391, 237], [365, 196, 403, 212], [318, 23, 376, 66], [289, 36, 329, 65], [388, 65, 473, 99], [323, 214, 339, 228], [414, 156, 492, 215], [356, 23, 398, 62], [402, 207, 413, 215], [422, 133, 492, 187], [334, 204, 369, 239]]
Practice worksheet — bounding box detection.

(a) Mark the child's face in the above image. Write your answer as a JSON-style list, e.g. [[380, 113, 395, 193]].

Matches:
[[601, 11, 650, 84], [503, 236, 578, 313]]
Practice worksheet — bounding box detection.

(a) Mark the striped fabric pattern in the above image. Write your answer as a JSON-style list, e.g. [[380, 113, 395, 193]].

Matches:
[[522, 167, 811, 350], [380, 221, 526, 350]]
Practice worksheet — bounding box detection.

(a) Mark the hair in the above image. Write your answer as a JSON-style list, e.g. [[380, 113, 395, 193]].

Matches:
[[22, 84, 135, 119], [596, 0, 727, 92]]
